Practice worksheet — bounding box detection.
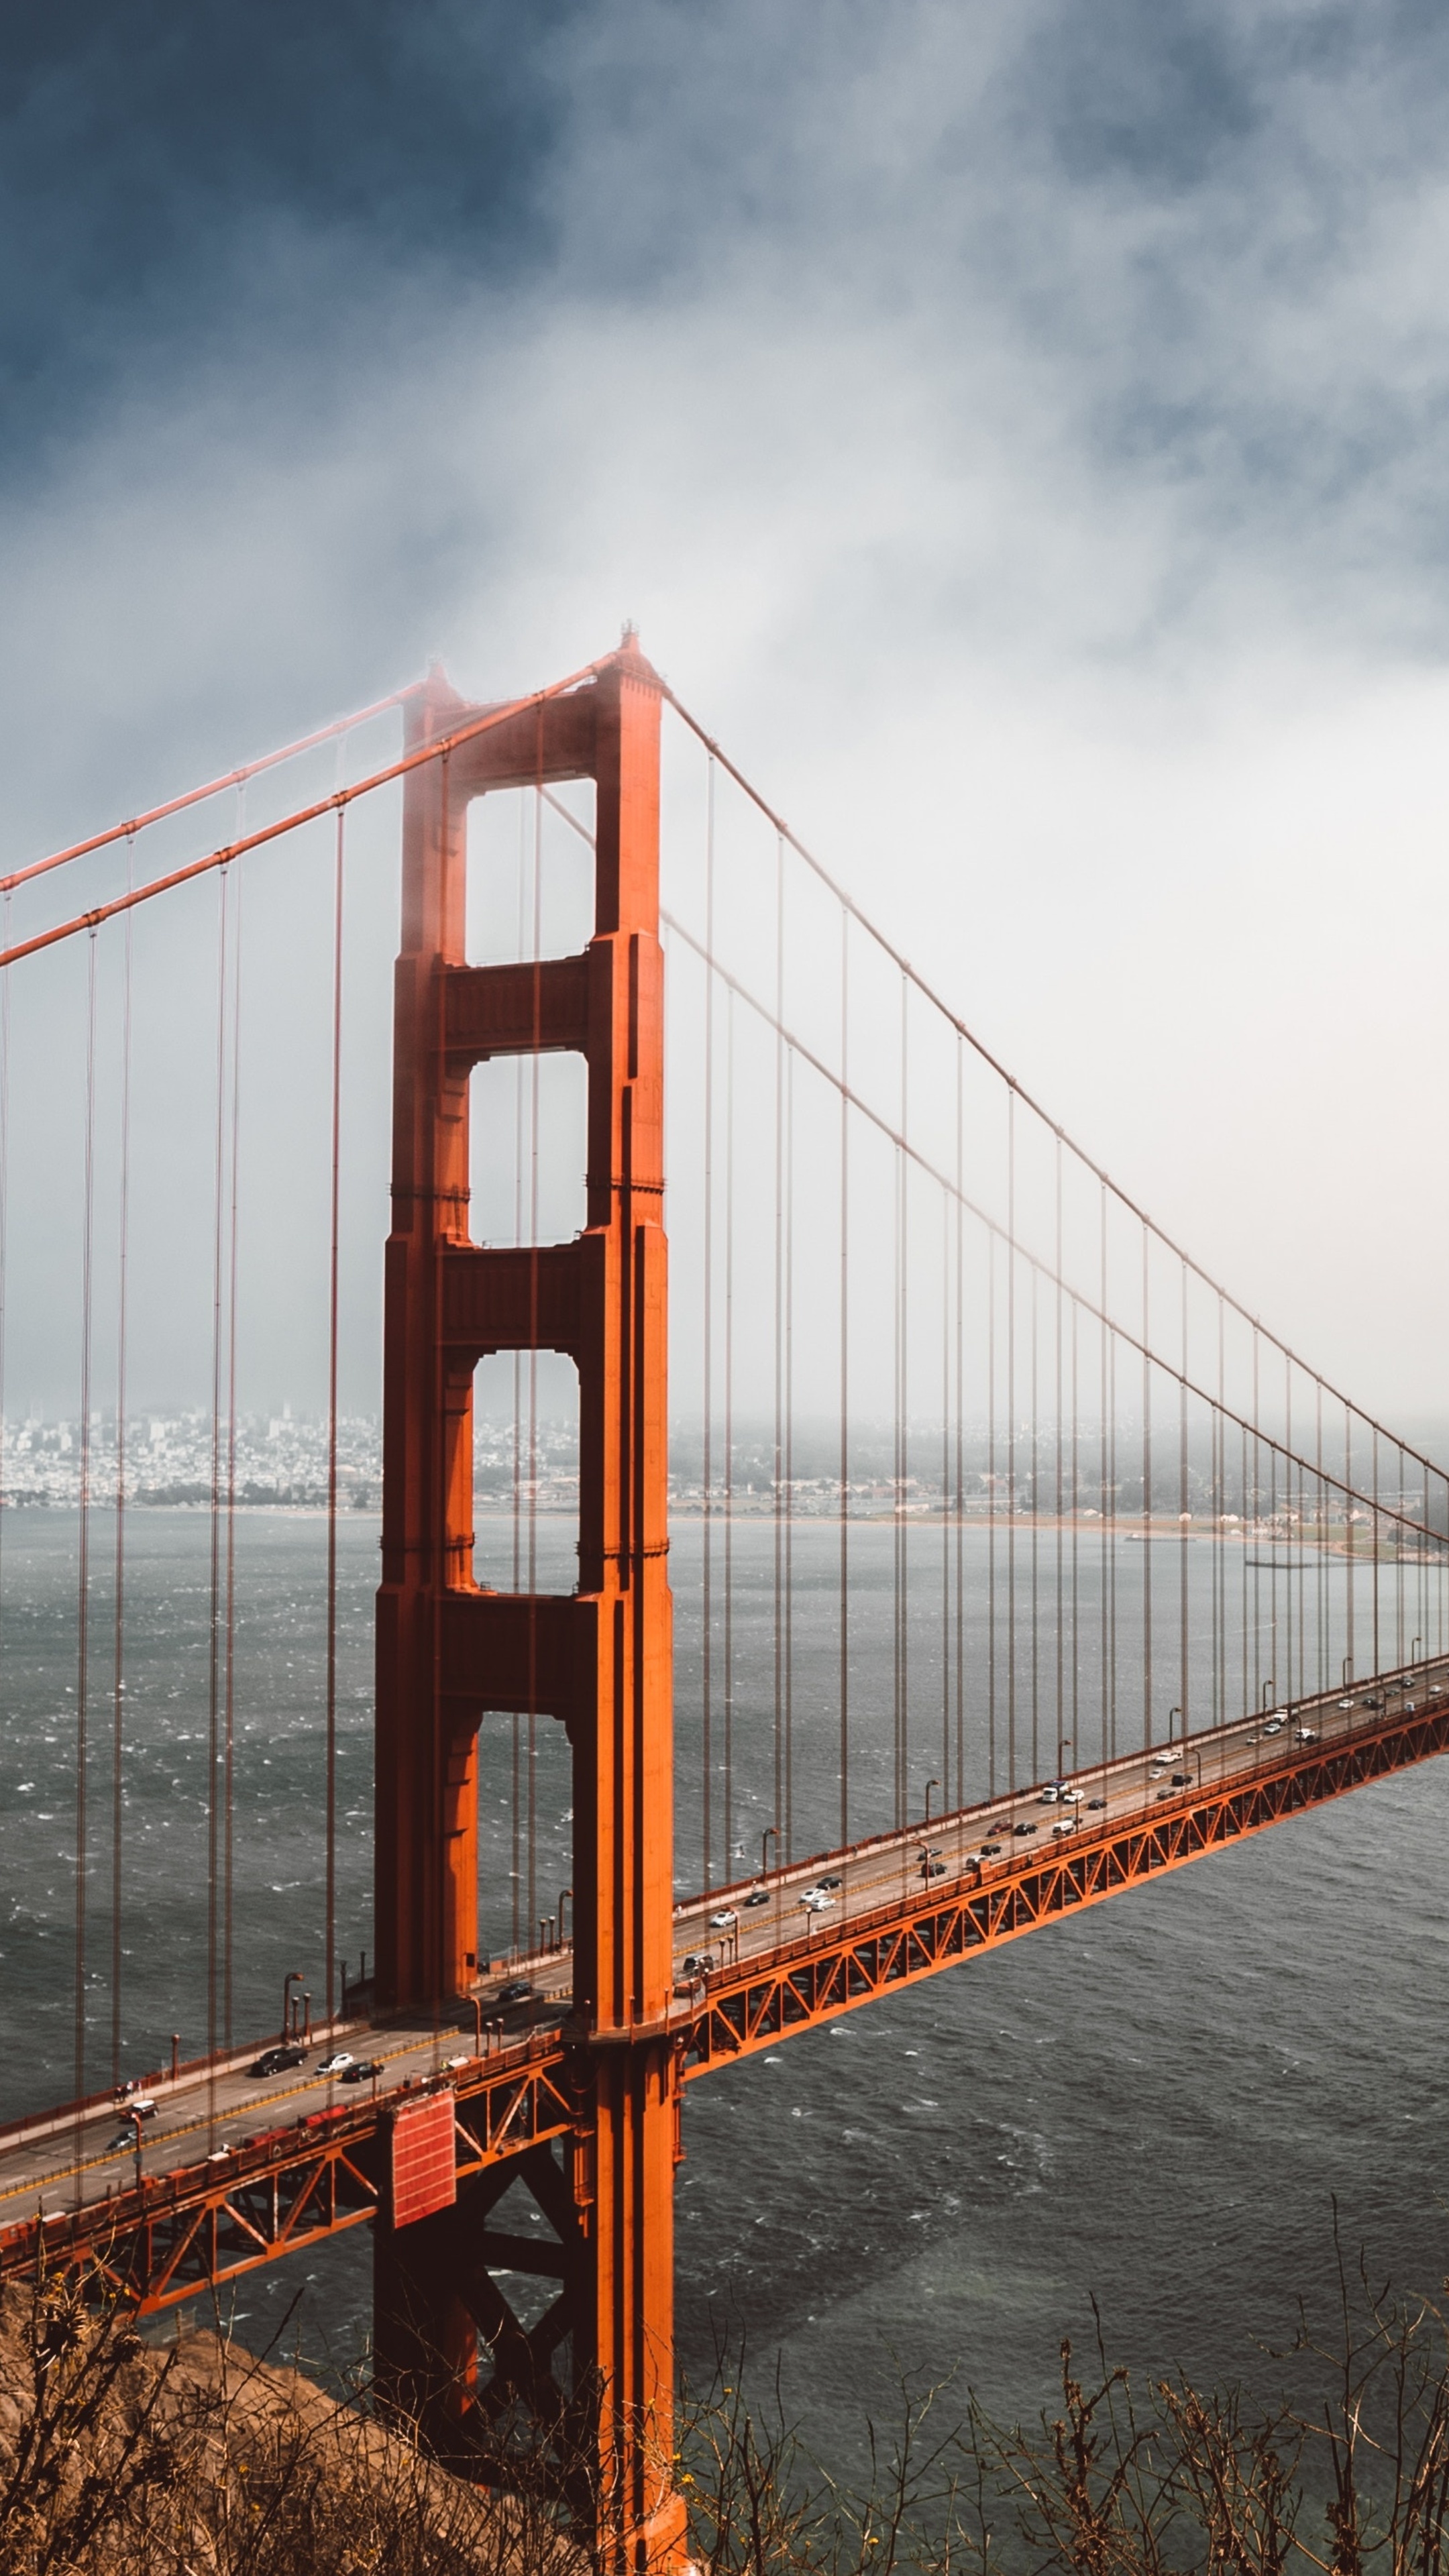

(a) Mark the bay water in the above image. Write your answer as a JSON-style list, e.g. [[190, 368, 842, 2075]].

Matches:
[[1, 1505, 1446, 2460]]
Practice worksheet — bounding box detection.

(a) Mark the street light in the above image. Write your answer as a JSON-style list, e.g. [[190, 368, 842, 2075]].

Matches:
[[558, 1888, 573, 1947], [127, 2106, 144, 2196], [924, 1779, 940, 1824], [281, 1970, 304, 2044], [1168, 1707, 1181, 1748], [761, 1825, 780, 1877], [1260, 1678, 1276, 1712]]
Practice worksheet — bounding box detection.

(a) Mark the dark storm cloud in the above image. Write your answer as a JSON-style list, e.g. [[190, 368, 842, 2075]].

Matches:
[[9, 0, 1449, 651], [0, 0, 576, 469]]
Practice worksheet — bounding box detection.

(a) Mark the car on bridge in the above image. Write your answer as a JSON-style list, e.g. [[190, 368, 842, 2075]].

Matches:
[[743, 1886, 770, 1907], [250, 2047, 307, 2078], [315, 2052, 354, 2078], [341, 2059, 383, 2083]]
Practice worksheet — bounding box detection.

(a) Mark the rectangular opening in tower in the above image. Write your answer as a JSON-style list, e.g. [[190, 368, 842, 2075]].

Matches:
[[470, 1052, 588, 1248], [472, 1348, 580, 1594]]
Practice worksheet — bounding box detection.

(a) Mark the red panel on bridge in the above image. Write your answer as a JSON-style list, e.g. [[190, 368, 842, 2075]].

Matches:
[[388, 2092, 457, 2229]]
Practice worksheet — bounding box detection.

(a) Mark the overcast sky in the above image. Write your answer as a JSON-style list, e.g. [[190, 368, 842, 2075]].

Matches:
[[5, 0, 1449, 1428]]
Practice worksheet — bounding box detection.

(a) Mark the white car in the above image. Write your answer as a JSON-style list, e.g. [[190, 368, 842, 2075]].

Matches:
[[316, 2051, 354, 2078], [710, 1909, 738, 1929], [1060, 1788, 1083, 1803], [1050, 1818, 1077, 1836], [800, 1888, 834, 1912], [1038, 1786, 1059, 1804]]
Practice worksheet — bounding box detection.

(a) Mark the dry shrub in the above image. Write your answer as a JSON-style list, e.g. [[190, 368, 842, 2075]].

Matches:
[[6, 2231, 1449, 2576], [0, 2265, 577, 2576]]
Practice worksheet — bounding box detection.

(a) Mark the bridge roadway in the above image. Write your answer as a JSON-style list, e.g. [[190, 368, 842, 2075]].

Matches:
[[3, 1652, 1447, 2307]]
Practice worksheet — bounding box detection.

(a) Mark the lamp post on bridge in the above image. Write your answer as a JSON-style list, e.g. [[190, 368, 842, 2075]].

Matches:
[[281, 1970, 304, 2045], [924, 1780, 939, 1825]]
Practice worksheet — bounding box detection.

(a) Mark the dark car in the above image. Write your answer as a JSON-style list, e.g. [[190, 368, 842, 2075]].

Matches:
[[743, 1887, 770, 1907], [494, 1979, 535, 2008], [921, 1860, 947, 1878], [979, 1841, 1002, 1857], [1087, 1796, 1106, 1811], [1171, 1772, 1191, 1786], [816, 1874, 843, 1890], [341, 2057, 384, 2083], [680, 1952, 715, 1978], [1012, 1821, 1038, 1836], [250, 2046, 307, 2078]]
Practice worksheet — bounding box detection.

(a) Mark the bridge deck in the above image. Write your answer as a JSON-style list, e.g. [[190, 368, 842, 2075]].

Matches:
[[3, 1656, 1446, 2310]]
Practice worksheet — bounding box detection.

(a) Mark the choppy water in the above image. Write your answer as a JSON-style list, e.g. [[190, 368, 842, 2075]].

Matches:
[[3, 1508, 1448, 2458]]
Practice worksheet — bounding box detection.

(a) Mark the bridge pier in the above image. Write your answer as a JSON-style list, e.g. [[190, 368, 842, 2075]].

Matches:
[[373, 639, 686, 2567]]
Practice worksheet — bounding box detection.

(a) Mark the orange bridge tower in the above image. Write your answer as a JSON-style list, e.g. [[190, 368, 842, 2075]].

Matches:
[[372, 635, 683, 2567]]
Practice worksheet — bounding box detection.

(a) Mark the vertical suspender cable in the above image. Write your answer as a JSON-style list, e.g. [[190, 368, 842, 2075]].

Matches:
[[74, 926, 99, 2163], [838, 907, 849, 1845], [953, 1038, 965, 1810], [110, 847, 133, 2085], [784, 1047, 795, 1858], [1098, 1192, 1108, 1766], [1054, 1140, 1064, 1774], [1179, 1263, 1189, 1734], [893, 977, 906, 1827], [1345, 1407, 1355, 1688], [1029, 1258, 1039, 1782], [324, 811, 344, 2024], [223, 863, 242, 2050], [700, 761, 715, 1888], [510, 800, 527, 1950], [941, 1197, 951, 1807], [206, 867, 231, 2098], [1062, 1298, 1072, 1782], [722, 988, 735, 1870], [1141, 1226, 1152, 1748], [1006, 1092, 1016, 1792], [1217, 1297, 1227, 1728], [1250, 1331, 1261, 1707], [987, 1224, 997, 1798], [771, 837, 785, 1853], [527, 780, 543, 1945]]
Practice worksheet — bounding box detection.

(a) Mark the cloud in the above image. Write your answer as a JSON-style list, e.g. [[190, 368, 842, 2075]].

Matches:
[[3, 1, 1449, 1417]]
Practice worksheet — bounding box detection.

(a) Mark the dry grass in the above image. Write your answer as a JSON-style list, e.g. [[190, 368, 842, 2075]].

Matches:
[[5, 2233, 1449, 2575]]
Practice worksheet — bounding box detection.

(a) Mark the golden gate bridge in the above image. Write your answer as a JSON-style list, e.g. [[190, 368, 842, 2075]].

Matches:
[[0, 631, 1445, 2567]]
